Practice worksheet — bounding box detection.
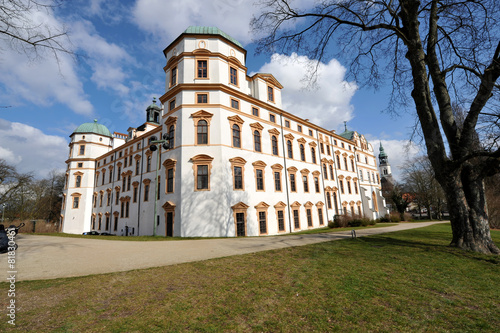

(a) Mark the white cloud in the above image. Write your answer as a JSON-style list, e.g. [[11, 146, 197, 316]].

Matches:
[[0, 3, 94, 115], [132, 0, 261, 45], [256, 53, 358, 130], [0, 119, 68, 178]]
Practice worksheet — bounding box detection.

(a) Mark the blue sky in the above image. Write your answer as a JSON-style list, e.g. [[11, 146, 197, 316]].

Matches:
[[0, 0, 420, 179]]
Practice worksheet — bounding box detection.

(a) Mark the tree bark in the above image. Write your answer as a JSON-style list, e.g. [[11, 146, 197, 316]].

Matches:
[[439, 168, 499, 254]]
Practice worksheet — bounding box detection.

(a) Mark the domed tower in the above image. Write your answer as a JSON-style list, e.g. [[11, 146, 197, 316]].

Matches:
[[146, 97, 161, 124], [61, 120, 113, 234]]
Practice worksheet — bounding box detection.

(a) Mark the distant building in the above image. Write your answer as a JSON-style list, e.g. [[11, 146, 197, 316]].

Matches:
[[378, 142, 395, 211], [60, 26, 387, 237]]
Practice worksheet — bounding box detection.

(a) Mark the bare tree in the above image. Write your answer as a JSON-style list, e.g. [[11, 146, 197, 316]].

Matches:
[[0, 0, 72, 61], [403, 156, 446, 220], [252, 0, 500, 254]]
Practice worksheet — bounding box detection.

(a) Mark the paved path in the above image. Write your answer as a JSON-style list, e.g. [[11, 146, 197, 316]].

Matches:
[[3, 222, 447, 281]]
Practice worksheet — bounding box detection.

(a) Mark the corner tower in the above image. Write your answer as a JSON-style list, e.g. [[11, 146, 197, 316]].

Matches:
[[61, 120, 113, 234]]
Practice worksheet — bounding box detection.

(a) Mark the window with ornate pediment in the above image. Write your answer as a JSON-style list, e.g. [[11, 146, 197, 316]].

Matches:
[[250, 122, 263, 152], [271, 164, 283, 192], [192, 110, 213, 145], [268, 128, 280, 156], [232, 202, 249, 237], [253, 161, 267, 191], [316, 201, 325, 225], [301, 169, 310, 193], [163, 159, 177, 194], [305, 201, 314, 227], [191, 154, 214, 191], [274, 201, 287, 232], [229, 157, 246, 191], [291, 201, 301, 230], [255, 202, 270, 235], [288, 166, 298, 192], [71, 193, 81, 209], [228, 115, 244, 148]]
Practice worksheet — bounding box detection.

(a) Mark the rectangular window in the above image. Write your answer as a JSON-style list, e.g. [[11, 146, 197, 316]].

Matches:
[[327, 193, 332, 209], [147, 156, 151, 172], [318, 208, 324, 225], [269, 114, 276, 123], [79, 145, 85, 155], [293, 209, 300, 229], [120, 202, 124, 218], [106, 216, 110, 231], [277, 210, 285, 231], [133, 187, 138, 203], [197, 93, 208, 104], [126, 202, 129, 218], [115, 190, 120, 205], [256, 169, 264, 191], [340, 180, 344, 194], [167, 168, 174, 193], [109, 170, 113, 183], [259, 211, 267, 234], [157, 177, 161, 200], [197, 165, 209, 190], [197, 60, 208, 78], [327, 145, 331, 155], [144, 184, 149, 201], [230, 67, 238, 85], [114, 216, 118, 231], [252, 107, 259, 117], [102, 171, 105, 185], [290, 174, 296, 192], [297, 125, 302, 132], [231, 99, 239, 109], [77, 162, 83, 168], [284, 120, 290, 128], [72, 197, 79, 209], [136, 160, 140, 175], [169, 99, 176, 111], [320, 143, 325, 154], [234, 166, 243, 190], [274, 171, 281, 191], [107, 192, 110, 206], [171, 66, 177, 86], [268, 86, 274, 102], [117, 166, 121, 180], [307, 209, 312, 227], [303, 175, 309, 192], [315, 177, 320, 193], [309, 129, 313, 136]]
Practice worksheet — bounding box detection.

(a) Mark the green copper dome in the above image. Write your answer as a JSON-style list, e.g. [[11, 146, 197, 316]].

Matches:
[[73, 119, 112, 137], [184, 26, 243, 48]]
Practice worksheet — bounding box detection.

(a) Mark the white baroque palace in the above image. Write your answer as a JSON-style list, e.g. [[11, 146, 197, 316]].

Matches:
[[61, 27, 388, 237]]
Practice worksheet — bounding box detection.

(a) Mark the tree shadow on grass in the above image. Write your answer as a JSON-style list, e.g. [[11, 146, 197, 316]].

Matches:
[[353, 232, 500, 265]]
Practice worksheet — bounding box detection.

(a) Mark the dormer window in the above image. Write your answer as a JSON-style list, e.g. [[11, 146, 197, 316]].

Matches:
[[267, 86, 274, 102]]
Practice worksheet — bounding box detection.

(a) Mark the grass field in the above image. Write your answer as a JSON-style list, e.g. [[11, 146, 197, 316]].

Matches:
[[1, 224, 499, 332]]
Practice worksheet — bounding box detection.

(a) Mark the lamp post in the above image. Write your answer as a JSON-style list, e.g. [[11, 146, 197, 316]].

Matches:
[[149, 134, 171, 236]]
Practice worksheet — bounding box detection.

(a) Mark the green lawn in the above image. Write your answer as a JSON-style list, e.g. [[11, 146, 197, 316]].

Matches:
[[2, 224, 499, 332]]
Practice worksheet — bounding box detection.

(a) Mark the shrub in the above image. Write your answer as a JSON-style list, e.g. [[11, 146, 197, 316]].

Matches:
[[348, 219, 363, 227], [390, 213, 401, 222], [380, 214, 391, 222], [328, 220, 335, 228]]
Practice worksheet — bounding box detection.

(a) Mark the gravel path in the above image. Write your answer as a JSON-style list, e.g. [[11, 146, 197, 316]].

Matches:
[[3, 221, 447, 281]]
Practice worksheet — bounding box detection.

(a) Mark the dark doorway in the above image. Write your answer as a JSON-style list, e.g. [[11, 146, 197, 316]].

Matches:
[[166, 212, 174, 237], [236, 212, 245, 237]]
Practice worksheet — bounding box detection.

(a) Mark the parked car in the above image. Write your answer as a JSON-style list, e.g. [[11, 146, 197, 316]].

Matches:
[[99, 232, 115, 236], [82, 231, 100, 235]]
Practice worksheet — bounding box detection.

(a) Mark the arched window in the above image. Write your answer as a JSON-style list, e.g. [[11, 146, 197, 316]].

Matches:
[[232, 124, 241, 148], [311, 148, 317, 164], [197, 120, 208, 144], [254, 130, 261, 152], [323, 164, 328, 179], [300, 144, 305, 161], [336, 155, 341, 169], [344, 157, 348, 170], [168, 125, 175, 148], [287, 140, 293, 158], [271, 136, 278, 155], [329, 165, 334, 179]]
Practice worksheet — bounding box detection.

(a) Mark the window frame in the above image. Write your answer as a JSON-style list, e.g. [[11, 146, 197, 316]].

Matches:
[[196, 59, 208, 79], [191, 155, 214, 192]]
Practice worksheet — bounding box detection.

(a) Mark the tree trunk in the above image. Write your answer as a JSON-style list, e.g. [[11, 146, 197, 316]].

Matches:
[[440, 169, 499, 255]]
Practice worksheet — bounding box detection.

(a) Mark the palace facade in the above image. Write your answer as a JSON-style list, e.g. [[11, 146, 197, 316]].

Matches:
[[60, 26, 388, 237]]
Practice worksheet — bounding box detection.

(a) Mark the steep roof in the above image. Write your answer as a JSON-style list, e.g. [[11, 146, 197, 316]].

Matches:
[[73, 119, 112, 137]]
